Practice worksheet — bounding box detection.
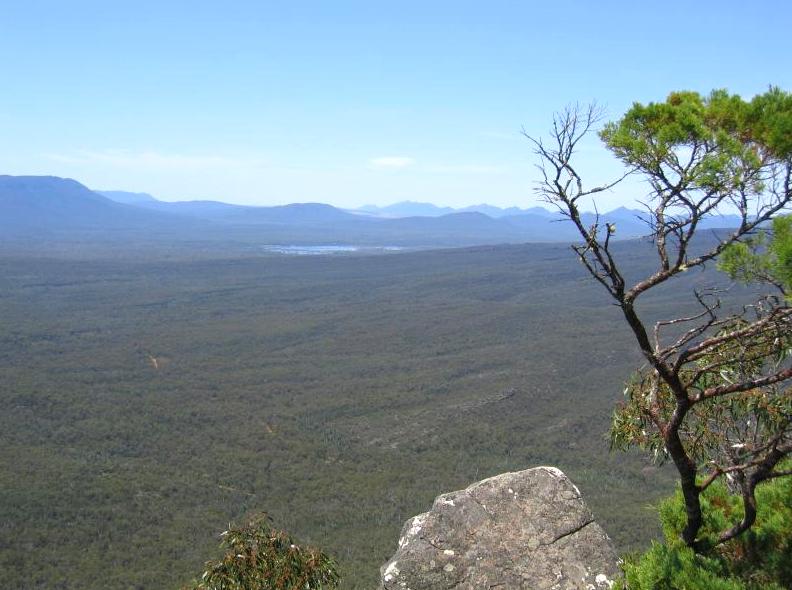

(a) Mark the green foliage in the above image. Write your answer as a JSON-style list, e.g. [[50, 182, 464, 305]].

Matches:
[[719, 215, 792, 295], [617, 542, 742, 590], [743, 87, 792, 158], [183, 515, 339, 590], [610, 316, 792, 468], [618, 474, 792, 589], [601, 88, 792, 193]]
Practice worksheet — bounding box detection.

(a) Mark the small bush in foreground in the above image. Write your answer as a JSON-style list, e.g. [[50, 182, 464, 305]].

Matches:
[[183, 514, 340, 590]]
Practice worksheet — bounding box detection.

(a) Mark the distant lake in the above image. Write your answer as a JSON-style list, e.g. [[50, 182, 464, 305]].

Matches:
[[261, 244, 405, 255]]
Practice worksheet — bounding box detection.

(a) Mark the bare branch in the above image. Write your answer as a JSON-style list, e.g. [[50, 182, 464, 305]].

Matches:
[[700, 367, 792, 401]]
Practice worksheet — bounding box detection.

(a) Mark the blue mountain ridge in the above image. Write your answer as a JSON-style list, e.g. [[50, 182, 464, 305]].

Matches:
[[1, 175, 743, 244]]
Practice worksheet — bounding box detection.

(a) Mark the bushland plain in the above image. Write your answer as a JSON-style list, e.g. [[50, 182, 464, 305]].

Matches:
[[1, 238, 732, 589]]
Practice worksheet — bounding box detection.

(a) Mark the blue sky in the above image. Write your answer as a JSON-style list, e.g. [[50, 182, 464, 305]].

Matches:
[[1, 1, 790, 208]]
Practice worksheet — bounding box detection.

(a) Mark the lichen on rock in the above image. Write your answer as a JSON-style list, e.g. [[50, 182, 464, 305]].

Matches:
[[379, 466, 619, 589]]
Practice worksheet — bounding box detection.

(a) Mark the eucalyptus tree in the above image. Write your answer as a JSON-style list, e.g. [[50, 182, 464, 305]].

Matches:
[[528, 88, 792, 549]]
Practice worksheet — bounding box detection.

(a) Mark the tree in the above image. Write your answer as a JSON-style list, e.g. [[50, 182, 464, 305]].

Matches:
[[528, 88, 792, 550], [183, 514, 340, 590]]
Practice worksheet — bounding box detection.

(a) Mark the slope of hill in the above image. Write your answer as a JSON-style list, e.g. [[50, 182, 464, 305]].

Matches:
[[459, 204, 544, 217], [209, 202, 362, 225], [358, 202, 553, 218], [0, 176, 187, 233], [357, 201, 455, 217], [99, 190, 160, 205], [118, 197, 362, 225]]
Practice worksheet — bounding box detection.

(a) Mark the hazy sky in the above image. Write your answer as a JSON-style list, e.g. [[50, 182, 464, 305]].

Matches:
[[2, 1, 790, 208]]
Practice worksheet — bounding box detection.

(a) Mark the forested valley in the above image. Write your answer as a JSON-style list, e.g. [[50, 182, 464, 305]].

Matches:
[[1, 238, 734, 589]]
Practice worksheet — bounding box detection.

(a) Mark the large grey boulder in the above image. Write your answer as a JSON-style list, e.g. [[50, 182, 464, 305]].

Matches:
[[379, 467, 619, 590]]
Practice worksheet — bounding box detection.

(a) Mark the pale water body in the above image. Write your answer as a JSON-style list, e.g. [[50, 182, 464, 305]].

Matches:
[[261, 244, 405, 255]]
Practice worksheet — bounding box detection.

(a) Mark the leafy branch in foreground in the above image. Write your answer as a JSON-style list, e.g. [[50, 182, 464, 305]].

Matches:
[[183, 514, 340, 590], [528, 88, 792, 550]]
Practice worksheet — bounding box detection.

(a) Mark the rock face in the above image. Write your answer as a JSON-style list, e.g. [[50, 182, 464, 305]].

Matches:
[[379, 467, 619, 590]]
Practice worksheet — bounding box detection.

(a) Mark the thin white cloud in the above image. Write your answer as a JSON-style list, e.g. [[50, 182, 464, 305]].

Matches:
[[368, 156, 415, 170], [44, 149, 268, 170]]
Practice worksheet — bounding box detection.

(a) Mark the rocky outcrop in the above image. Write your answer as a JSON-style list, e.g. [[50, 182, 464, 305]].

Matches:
[[379, 467, 619, 590]]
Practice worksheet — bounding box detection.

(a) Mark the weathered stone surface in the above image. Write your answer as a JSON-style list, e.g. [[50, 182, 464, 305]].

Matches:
[[379, 466, 619, 590]]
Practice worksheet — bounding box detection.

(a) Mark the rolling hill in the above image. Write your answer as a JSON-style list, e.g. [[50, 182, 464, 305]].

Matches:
[[0, 176, 193, 234]]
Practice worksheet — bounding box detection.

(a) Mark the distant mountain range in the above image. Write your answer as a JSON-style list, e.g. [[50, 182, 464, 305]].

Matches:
[[0, 176, 744, 248], [99, 190, 359, 225], [356, 201, 554, 218]]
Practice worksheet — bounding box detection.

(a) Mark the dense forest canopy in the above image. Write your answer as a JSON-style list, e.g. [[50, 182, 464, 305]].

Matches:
[[1, 241, 699, 589]]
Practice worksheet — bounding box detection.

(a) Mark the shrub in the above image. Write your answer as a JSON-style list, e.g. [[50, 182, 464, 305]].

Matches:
[[618, 473, 792, 589], [183, 514, 340, 590]]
